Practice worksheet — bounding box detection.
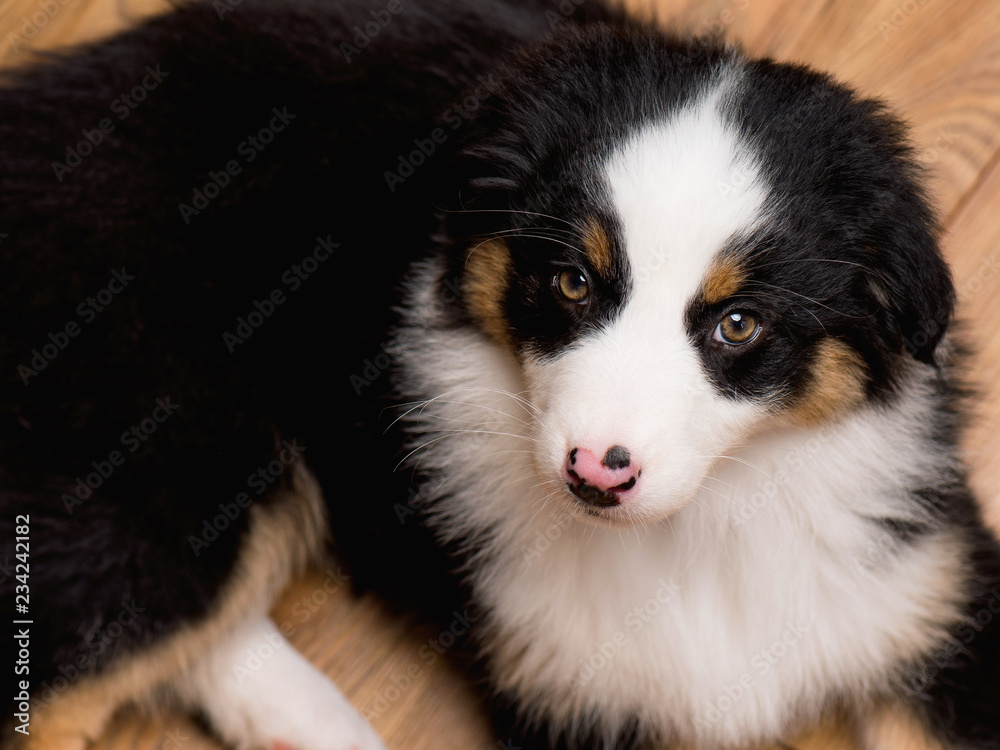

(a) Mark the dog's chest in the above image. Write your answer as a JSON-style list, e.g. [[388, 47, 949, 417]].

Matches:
[[472, 499, 961, 746]]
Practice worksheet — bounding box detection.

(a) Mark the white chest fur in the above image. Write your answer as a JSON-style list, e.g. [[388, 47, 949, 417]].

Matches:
[[474, 460, 964, 747]]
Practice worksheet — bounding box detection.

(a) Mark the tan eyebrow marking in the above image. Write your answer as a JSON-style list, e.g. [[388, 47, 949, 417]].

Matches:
[[582, 218, 613, 278], [700, 254, 747, 305]]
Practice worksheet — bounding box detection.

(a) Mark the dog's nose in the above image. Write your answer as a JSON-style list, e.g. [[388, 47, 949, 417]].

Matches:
[[562, 445, 640, 507]]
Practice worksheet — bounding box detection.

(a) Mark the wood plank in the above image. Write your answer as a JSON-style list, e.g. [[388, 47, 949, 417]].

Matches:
[[771, 0, 1000, 222], [0, 0, 171, 69]]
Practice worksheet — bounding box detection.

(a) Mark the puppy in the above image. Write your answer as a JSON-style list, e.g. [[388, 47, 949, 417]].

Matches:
[[1, 0, 999, 748]]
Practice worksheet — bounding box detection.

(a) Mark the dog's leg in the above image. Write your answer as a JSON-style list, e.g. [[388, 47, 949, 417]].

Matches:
[[14, 678, 120, 750], [179, 613, 387, 750]]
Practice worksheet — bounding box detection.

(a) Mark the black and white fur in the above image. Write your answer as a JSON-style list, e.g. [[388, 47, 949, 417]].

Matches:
[[2, 0, 999, 748]]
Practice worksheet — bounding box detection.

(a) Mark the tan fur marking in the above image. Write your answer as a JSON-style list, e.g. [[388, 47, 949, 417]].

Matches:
[[21, 463, 329, 750], [583, 219, 613, 277], [781, 711, 859, 750], [463, 239, 514, 348], [858, 703, 949, 750], [700, 255, 746, 305], [789, 338, 868, 426]]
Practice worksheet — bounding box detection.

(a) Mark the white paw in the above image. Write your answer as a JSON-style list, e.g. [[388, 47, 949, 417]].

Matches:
[[181, 615, 387, 750]]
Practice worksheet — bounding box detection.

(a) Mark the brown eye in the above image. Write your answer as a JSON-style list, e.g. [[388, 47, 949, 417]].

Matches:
[[554, 269, 589, 304], [714, 311, 760, 345]]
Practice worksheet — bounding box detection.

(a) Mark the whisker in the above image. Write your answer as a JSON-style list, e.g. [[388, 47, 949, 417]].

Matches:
[[487, 448, 543, 459], [438, 206, 577, 229], [701, 475, 738, 492], [702, 454, 774, 481], [410, 402, 534, 429], [435, 428, 539, 443], [491, 472, 549, 496], [386, 386, 541, 432], [459, 385, 543, 417], [523, 487, 577, 535], [743, 279, 875, 322], [688, 489, 732, 527], [396, 433, 452, 472], [750, 256, 892, 287], [394, 427, 536, 472], [479, 226, 577, 240]]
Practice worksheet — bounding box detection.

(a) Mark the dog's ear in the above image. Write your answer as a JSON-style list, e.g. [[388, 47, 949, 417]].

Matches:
[[852, 106, 956, 367], [866, 220, 955, 366]]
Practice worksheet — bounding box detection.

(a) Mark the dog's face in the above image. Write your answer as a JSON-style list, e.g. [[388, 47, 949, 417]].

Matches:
[[442, 30, 954, 527]]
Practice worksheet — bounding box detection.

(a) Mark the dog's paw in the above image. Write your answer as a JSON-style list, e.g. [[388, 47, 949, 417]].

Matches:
[[180, 615, 387, 750], [246, 672, 387, 750], [241, 669, 386, 750]]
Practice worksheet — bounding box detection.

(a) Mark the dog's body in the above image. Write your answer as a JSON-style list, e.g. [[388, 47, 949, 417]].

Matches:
[[2, 0, 1000, 748]]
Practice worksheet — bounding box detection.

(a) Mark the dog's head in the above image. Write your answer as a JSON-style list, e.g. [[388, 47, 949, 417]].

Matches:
[[440, 28, 954, 526]]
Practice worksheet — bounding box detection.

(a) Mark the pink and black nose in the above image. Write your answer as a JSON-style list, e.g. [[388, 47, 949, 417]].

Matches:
[[562, 445, 640, 507]]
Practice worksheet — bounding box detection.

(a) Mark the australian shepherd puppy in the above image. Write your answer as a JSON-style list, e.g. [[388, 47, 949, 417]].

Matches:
[[2, 0, 999, 748]]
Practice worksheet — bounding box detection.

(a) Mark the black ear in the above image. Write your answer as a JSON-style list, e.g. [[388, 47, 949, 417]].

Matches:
[[867, 218, 955, 366], [855, 105, 956, 367]]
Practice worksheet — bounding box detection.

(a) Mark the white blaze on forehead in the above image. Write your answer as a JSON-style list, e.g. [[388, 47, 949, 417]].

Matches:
[[603, 78, 768, 314], [525, 76, 774, 520]]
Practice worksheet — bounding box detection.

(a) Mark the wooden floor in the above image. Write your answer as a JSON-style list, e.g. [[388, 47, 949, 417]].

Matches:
[[3, 0, 999, 748]]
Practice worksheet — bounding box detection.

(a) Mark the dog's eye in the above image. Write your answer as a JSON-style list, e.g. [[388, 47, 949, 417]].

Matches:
[[554, 269, 589, 304], [714, 311, 760, 345]]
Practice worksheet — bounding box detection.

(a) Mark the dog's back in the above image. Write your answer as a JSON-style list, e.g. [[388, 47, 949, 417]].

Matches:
[[0, 0, 623, 744]]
